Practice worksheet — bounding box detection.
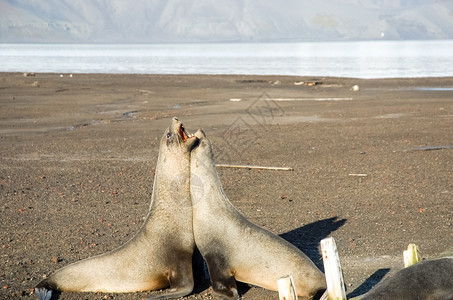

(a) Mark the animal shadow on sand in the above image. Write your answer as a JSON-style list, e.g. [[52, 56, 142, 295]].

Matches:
[[347, 268, 391, 298], [281, 216, 390, 298], [279, 216, 347, 270]]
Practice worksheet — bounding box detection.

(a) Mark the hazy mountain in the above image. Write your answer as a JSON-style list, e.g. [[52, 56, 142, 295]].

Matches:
[[1, 0, 453, 43]]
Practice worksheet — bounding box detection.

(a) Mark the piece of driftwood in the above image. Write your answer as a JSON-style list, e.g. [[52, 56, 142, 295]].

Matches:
[[321, 237, 346, 300], [215, 164, 294, 171], [278, 275, 298, 300], [403, 243, 421, 268], [394, 145, 453, 152]]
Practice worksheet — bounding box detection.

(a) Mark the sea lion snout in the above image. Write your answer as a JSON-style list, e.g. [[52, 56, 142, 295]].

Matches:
[[169, 117, 199, 150], [194, 129, 206, 139]]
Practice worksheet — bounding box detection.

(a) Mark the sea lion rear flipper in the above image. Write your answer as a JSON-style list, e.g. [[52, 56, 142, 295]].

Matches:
[[204, 253, 239, 300]]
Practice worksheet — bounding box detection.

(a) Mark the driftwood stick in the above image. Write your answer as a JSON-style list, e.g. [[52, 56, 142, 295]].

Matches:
[[215, 164, 294, 171], [278, 275, 298, 300], [394, 145, 453, 152], [321, 237, 346, 300]]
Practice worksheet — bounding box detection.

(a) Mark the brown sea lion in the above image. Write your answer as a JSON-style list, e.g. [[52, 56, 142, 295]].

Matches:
[[36, 117, 198, 299], [189, 129, 327, 300]]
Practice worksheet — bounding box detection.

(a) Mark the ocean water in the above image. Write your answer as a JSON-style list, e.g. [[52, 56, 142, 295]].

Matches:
[[1, 40, 453, 78]]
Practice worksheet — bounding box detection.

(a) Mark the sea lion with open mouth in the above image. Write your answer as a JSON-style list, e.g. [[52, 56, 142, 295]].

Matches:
[[190, 129, 327, 300], [36, 117, 198, 299]]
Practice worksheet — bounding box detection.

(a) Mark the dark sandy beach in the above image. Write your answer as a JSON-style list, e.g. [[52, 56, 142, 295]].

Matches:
[[1, 73, 452, 299]]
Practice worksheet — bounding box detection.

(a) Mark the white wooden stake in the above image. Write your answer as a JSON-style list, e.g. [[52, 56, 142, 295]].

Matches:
[[321, 237, 346, 300], [403, 243, 421, 268], [278, 275, 298, 300]]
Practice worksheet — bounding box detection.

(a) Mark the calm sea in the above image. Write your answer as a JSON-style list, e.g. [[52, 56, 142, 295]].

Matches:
[[1, 40, 453, 78]]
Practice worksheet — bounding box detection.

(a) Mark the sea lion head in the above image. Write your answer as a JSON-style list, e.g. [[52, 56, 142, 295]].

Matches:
[[161, 117, 199, 152], [191, 129, 214, 162], [154, 117, 198, 207]]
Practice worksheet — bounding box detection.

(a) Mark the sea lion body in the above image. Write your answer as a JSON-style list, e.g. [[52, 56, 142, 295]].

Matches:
[[356, 257, 453, 300], [37, 118, 198, 299], [190, 130, 326, 300]]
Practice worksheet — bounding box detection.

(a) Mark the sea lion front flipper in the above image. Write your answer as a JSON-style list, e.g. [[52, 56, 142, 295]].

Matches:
[[145, 285, 193, 300], [204, 253, 239, 300], [34, 288, 52, 300]]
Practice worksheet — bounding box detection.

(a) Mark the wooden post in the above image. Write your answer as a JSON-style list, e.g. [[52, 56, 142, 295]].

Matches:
[[403, 243, 421, 268], [278, 275, 298, 300], [321, 237, 346, 300]]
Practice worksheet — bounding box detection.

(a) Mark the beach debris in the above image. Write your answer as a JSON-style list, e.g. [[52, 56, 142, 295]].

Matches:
[[215, 164, 294, 171], [278, 275, 298, 300], [348, 173, 367, 177], [138, 89, 154, 95], [403, 244, 421, 268], [395, 145, 453, 152], [229, 98, 242, 102], [59, 74, 64, 78], [32, 81, 40, 87], [122, 110, 138, 118], [280, 195, 292, 202], [271, 80, 281, 85], [351, 84, 360, 92], [236, 79, 267, 83], [294, 81, 322, 86], [23, 72, 35, 77]]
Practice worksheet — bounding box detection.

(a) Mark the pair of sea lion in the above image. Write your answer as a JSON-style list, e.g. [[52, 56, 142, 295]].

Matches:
[[35, 117, 327, 299]]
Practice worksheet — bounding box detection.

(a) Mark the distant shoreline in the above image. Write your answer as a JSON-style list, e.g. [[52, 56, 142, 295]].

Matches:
[[4, 72, 453, 81], [2, 41, 453, 78]]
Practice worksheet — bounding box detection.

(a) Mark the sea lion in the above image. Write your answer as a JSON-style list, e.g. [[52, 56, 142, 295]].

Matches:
[[189, 129, 327, 300], [354, 257, 453, 300], [36, 117, 198, 299]]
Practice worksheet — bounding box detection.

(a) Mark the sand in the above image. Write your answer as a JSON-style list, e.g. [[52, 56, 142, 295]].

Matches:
[[1, 72, 452, 299]]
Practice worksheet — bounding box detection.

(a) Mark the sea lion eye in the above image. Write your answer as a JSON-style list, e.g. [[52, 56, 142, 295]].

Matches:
[[166, 132, 172, 139]]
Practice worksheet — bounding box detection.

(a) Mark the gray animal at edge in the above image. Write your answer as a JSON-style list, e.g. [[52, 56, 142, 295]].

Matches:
[[354, 257, 453, 300]]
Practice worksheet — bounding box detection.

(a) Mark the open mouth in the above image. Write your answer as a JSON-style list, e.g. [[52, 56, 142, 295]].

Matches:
[[178, 123, 193, 141]]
